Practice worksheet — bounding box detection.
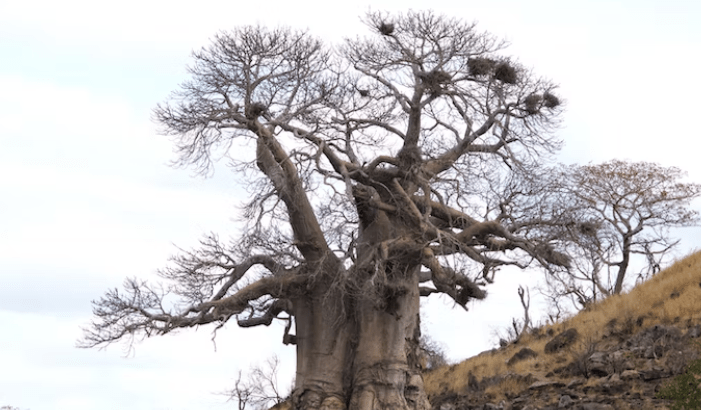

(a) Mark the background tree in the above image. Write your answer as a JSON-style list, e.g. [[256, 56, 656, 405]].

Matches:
[[418, 334, 449, 371], [540, 160, 701, 313], [80, 11, 569, 410], [227, 355, 288, 410]]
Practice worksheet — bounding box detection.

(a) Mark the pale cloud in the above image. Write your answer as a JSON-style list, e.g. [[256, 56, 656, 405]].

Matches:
[[0, 0, 362, 50]]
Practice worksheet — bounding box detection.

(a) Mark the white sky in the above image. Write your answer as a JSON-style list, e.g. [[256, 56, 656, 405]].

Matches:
[[2, 1, 701, 409]]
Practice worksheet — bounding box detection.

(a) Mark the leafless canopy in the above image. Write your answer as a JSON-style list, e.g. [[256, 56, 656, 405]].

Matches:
[[531, 160, 701, 313], [80, 11, 568, 349]]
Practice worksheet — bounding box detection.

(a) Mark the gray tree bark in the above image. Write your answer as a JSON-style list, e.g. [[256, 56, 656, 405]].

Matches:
[[292, 210, 431, 410]]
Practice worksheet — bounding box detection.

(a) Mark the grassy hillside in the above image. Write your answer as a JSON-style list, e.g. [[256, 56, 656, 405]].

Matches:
[[424, 250, 701, 406]]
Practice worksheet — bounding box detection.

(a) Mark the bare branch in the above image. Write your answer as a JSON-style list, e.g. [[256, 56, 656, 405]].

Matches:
[[79, 235, 307, 348]]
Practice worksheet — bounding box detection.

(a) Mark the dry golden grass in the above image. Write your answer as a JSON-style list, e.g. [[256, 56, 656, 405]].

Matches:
[[484, 374, 532, 402], [424, 250, 701, 397]]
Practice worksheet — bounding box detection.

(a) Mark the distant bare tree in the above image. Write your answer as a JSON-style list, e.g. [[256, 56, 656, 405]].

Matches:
[[227, 355, 287, 410], [539, 160, 701, 313], [493, 285, 532, 346], [512, 285, 531, 341], [418, 334, 449, 371], [80, 11, 569, 410]]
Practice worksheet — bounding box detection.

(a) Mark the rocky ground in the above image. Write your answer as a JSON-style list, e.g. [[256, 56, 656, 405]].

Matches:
[[429, 322, 701, 410]]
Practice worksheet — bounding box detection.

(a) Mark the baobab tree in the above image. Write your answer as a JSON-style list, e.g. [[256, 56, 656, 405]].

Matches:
[[80, 11, 569, 410]]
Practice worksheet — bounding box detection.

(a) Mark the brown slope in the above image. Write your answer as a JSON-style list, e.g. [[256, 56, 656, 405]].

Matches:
[[424, 251, 701, 410]]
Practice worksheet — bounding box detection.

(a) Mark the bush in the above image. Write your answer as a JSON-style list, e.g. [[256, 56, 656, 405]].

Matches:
[[420, 334, 449, 371], [656, 357, 701, 409], [225, 355, 289, 410]]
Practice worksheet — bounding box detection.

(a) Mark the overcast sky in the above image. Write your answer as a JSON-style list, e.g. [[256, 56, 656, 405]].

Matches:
[[2, 1, 701, 409]]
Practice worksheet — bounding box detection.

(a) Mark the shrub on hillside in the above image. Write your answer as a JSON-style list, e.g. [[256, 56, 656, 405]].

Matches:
[[657, 355, 701, 409]]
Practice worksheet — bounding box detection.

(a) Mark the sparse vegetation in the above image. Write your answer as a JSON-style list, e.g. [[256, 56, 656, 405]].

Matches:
[[225, 355, 288, 410], [420, 334, 450, 371], [424, 250, 701, 404], [567, 337, 598, 378], [484, 374, 532, 402], [657, 351, 701, 409]]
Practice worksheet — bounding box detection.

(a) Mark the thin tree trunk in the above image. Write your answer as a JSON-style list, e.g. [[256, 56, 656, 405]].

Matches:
[[613, 235, 631, 294]]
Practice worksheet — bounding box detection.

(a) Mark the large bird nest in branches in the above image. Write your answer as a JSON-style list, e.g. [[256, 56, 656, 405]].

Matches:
[[418, 70, 452, 94], [523, 92, 561, 114], [378, 22, 395, 36], [536, 243, 571, 268], [467, 57, 497, 76], [246, 102, 267, 118], [493, 62, 518, 84], [524, 94, 542, 114], [577, 221, 599, 238], [543, 92, 561, 108]]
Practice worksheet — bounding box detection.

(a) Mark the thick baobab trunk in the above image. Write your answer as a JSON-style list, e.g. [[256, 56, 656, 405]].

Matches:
[[292, 274, 431, 410], [292, 284, 352, 409], [292, 205, 431, 410], [348, 268, 431, 410]]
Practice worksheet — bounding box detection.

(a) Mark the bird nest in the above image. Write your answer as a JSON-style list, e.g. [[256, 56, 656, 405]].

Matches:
[[467, 58, 496, 76], [524, 94, 542, 114], [493, 62, 518, 84], [247, 102, 267, 118], [378, 22, 395, 36], [417, 70, 452, 94], [543, 92, 560, 108]]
